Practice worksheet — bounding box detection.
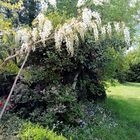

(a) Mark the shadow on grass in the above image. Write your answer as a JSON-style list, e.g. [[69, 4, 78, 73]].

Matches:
[[122, 82, 140, 88], [106, 97, 140, 125]]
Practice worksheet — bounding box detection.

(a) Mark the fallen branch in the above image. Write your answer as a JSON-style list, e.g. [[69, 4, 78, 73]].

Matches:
[[0, 49, 31, 120]]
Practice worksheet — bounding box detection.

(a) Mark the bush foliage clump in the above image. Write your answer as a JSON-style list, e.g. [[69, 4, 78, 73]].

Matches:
[[18, 122, 67, 140]]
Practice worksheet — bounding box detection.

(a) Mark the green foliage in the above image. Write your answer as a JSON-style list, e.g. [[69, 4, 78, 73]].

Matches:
[[12, 81, 84, 127], [101, 0, 139, 27], [64, 83, 140, 140], [107, 82, 140, 123], [18, 122, 67, 140], [9, 35, 131, 129], [126, 46, 140, 65], [0, 61, 19, 74], [125, 46, 140, 82], [1, 83, 140, 140], [0, 0, 23, 10], [45, 0, 78, 29], [0, 114, 24, 139], [0, 61, 20, 96], [0, 114, 67, 140], [126, 63, 140, 82], [47, 11, 68, 28], [0, 0, 140, 138]]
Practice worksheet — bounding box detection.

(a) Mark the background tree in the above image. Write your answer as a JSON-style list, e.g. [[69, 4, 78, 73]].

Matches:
[[126, 45, 140, 82]]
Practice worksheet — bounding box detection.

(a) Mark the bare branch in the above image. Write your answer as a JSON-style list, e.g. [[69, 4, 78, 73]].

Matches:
[[0, 34, 54, 69], [0, 49, 31, 120], [0, 52, 20, 69], [72, 72, 79, 90]]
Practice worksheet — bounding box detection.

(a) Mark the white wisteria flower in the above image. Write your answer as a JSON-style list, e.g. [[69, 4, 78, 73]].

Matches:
[[106, 22, 112, 37], [40, 20, 53, 46], [121, 22, 126, 30], [65, 36, 74, 56], [129, 0, 138, 7], [36, 13, 46, 29], [114, 22, 121, 33], [32, 28, 38, 42], [20, 43, 30, 54], [124, 27, 130, 46], [14, 0, 131, 57], [49, 0, 57, 8], [93, 0, 104, 6], [92, 11, 101, 26], [101, 25, 106, 38], [75, 22, 87, 40], [15, 29, 23, 45], [15, 28, 31, 45], [82, 8, 92, 26], [42, 20, 53, 37], [40, 0, 48, 12], [77, 0, 86, 7], [65, 25, 75, 56], [38, 0, 57, 11], [74, 34, 79, 47], [55, 28, 64, 51], [91, 22, 99, 41]]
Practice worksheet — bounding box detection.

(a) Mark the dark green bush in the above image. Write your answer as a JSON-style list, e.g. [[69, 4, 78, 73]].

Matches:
[[125, 46, 140, 82], [1, 36, 127, 130], [126, 63, 140, 82]]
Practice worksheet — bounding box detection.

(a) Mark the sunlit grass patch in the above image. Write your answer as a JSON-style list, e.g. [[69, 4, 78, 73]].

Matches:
[[107, 82, 140, 120]]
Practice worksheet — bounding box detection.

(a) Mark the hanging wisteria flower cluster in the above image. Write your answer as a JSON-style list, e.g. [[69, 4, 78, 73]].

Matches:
[[37, 0, 57, 12], [15, 0, 130, 56], [15, 13, 53, 54], [77, 0, 110, 7], [129, 0, 139, 8], [54, 7, 130, 56]]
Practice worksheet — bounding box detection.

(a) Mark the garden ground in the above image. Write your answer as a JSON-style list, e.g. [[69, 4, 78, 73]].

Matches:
[[105, 82, 140, 140], [69, 82, 140, 140], [1, 82, 140, 140]]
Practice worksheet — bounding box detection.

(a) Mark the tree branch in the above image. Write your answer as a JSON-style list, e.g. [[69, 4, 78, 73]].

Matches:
[[0, 52, 20, 69], [72, 72, 79, 90], [0, 34, 54, 69], [0, 49, 31, 120]]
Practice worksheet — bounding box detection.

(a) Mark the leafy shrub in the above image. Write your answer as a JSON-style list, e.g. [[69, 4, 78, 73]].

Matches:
[[12, 81, 83, 128], [126, 63, 140, 82], [9, 37, 119, 128], [0, 96, 14, 112], [62, 102, 118, 140], [18, 122, 67, 140], [125, 46, 140, 82], [7, 34, 129, 130], [0, 114, 24, 139]]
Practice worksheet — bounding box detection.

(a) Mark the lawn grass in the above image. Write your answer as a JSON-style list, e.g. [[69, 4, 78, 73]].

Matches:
[[105, 82, 140, 140], [107, 82, 140, 123], [69, 82, 140, 140]]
